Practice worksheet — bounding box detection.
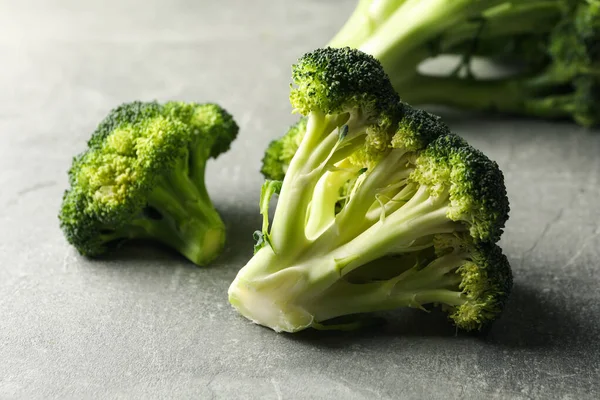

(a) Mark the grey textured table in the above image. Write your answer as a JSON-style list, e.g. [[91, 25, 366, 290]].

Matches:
[[1, 1, 599, 399]]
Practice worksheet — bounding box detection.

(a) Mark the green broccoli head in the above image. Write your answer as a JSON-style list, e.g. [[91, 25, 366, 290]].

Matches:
[[411, 134, 509, 243], [432, 234, 513, 331], [59, 101, 239, 265], [290, 47, 400, 121], [61, 110, 188, 256], [391, 104, 451, 151]]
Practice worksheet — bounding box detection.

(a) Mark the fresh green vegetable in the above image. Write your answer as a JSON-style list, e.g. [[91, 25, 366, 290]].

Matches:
[[328, 0, 600, 126], [228, 47, 511, 333], [59, 101, 238, 266]]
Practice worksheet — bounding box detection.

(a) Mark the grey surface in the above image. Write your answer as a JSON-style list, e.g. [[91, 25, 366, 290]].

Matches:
[[0, 0, 599, 399]]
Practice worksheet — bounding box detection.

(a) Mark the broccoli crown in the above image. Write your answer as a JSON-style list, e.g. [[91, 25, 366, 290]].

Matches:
[[62, 110, 189, 256], [433, 234, 513, 331], [60, 101, 238, 258], [261, 118, 307, 181], [411, 134, 509, 243], [391, 103, 451, 151], [290, 47, 400, 119]]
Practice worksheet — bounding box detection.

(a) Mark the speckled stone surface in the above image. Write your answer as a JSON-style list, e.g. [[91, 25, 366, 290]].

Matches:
[[0, 1, 599, 398]]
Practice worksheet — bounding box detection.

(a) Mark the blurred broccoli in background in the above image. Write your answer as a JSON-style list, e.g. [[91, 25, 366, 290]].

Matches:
[[328, 0, 600, 126]]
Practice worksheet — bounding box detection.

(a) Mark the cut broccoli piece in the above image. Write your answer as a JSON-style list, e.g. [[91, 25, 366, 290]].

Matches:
[[59, 101, 239, 266], [328, 0, 600, 126], [228, 47, 511, 333]]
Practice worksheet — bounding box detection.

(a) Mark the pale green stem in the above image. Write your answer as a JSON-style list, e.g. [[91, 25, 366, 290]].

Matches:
[[360, 0, 507, 73], [322, 186, 459, 275], [306, 166, 356, 240], [269, 112, 337, 255], [310, 279, 466, 322]]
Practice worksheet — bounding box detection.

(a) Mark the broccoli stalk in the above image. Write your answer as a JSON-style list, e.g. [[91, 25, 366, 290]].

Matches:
[[59, 101, 239, 266], [328, 0, 600, 126], [229, 48, 511, 333], [233, 234, 511, 332]]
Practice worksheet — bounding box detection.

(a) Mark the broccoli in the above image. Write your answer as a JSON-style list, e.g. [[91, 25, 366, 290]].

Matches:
[[328, 0, 600, 127], [261, 118, 307, 181], [228, 47, 511, 333], [59, 101, 239, 266]]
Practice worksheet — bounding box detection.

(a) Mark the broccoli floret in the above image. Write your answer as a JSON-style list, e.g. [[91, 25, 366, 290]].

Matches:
[[261, 118, 307, 181], [59, 101, 239, 266], [228, 48, 511, 333], [328, 0, 600, 126]]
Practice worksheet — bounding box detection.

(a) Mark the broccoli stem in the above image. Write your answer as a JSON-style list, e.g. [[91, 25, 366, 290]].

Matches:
[[305, 185, 456, 277], [364, 182, 418, 226], [324, 253, 470, 321], [439, 1, 561, 52], [360, 0, 506, 72], [329, 1, 566, 120], [310, 279, 466, 323], [333, 149, 412, 244], [229, 242, 469, 331], [229, 245, 335, 332], [346, 1, 559, 87], [329, 0, 378, 48], [134, 213, 223, 266], [398, 74, 576, 120], [320, 186, 458, 274], [146, 163, 225, 265], [269, 112, 343, 255], [189, 146, 213, 205], [305, 165, 356, 240], [253, 185, 458, 302], [399, 74, 523, 112]]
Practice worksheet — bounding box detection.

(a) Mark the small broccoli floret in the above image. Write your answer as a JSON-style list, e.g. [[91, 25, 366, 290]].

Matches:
[[228, 48, 510, 333], [261, 118, 307, 181], [289, 47, 399, 117], [59, 101, 239, 265], [328, 0, 600, 126], [411, 134, 509, 243]]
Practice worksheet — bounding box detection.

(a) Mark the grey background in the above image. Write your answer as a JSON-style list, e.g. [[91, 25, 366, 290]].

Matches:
[[1, 0, 599, 398]]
